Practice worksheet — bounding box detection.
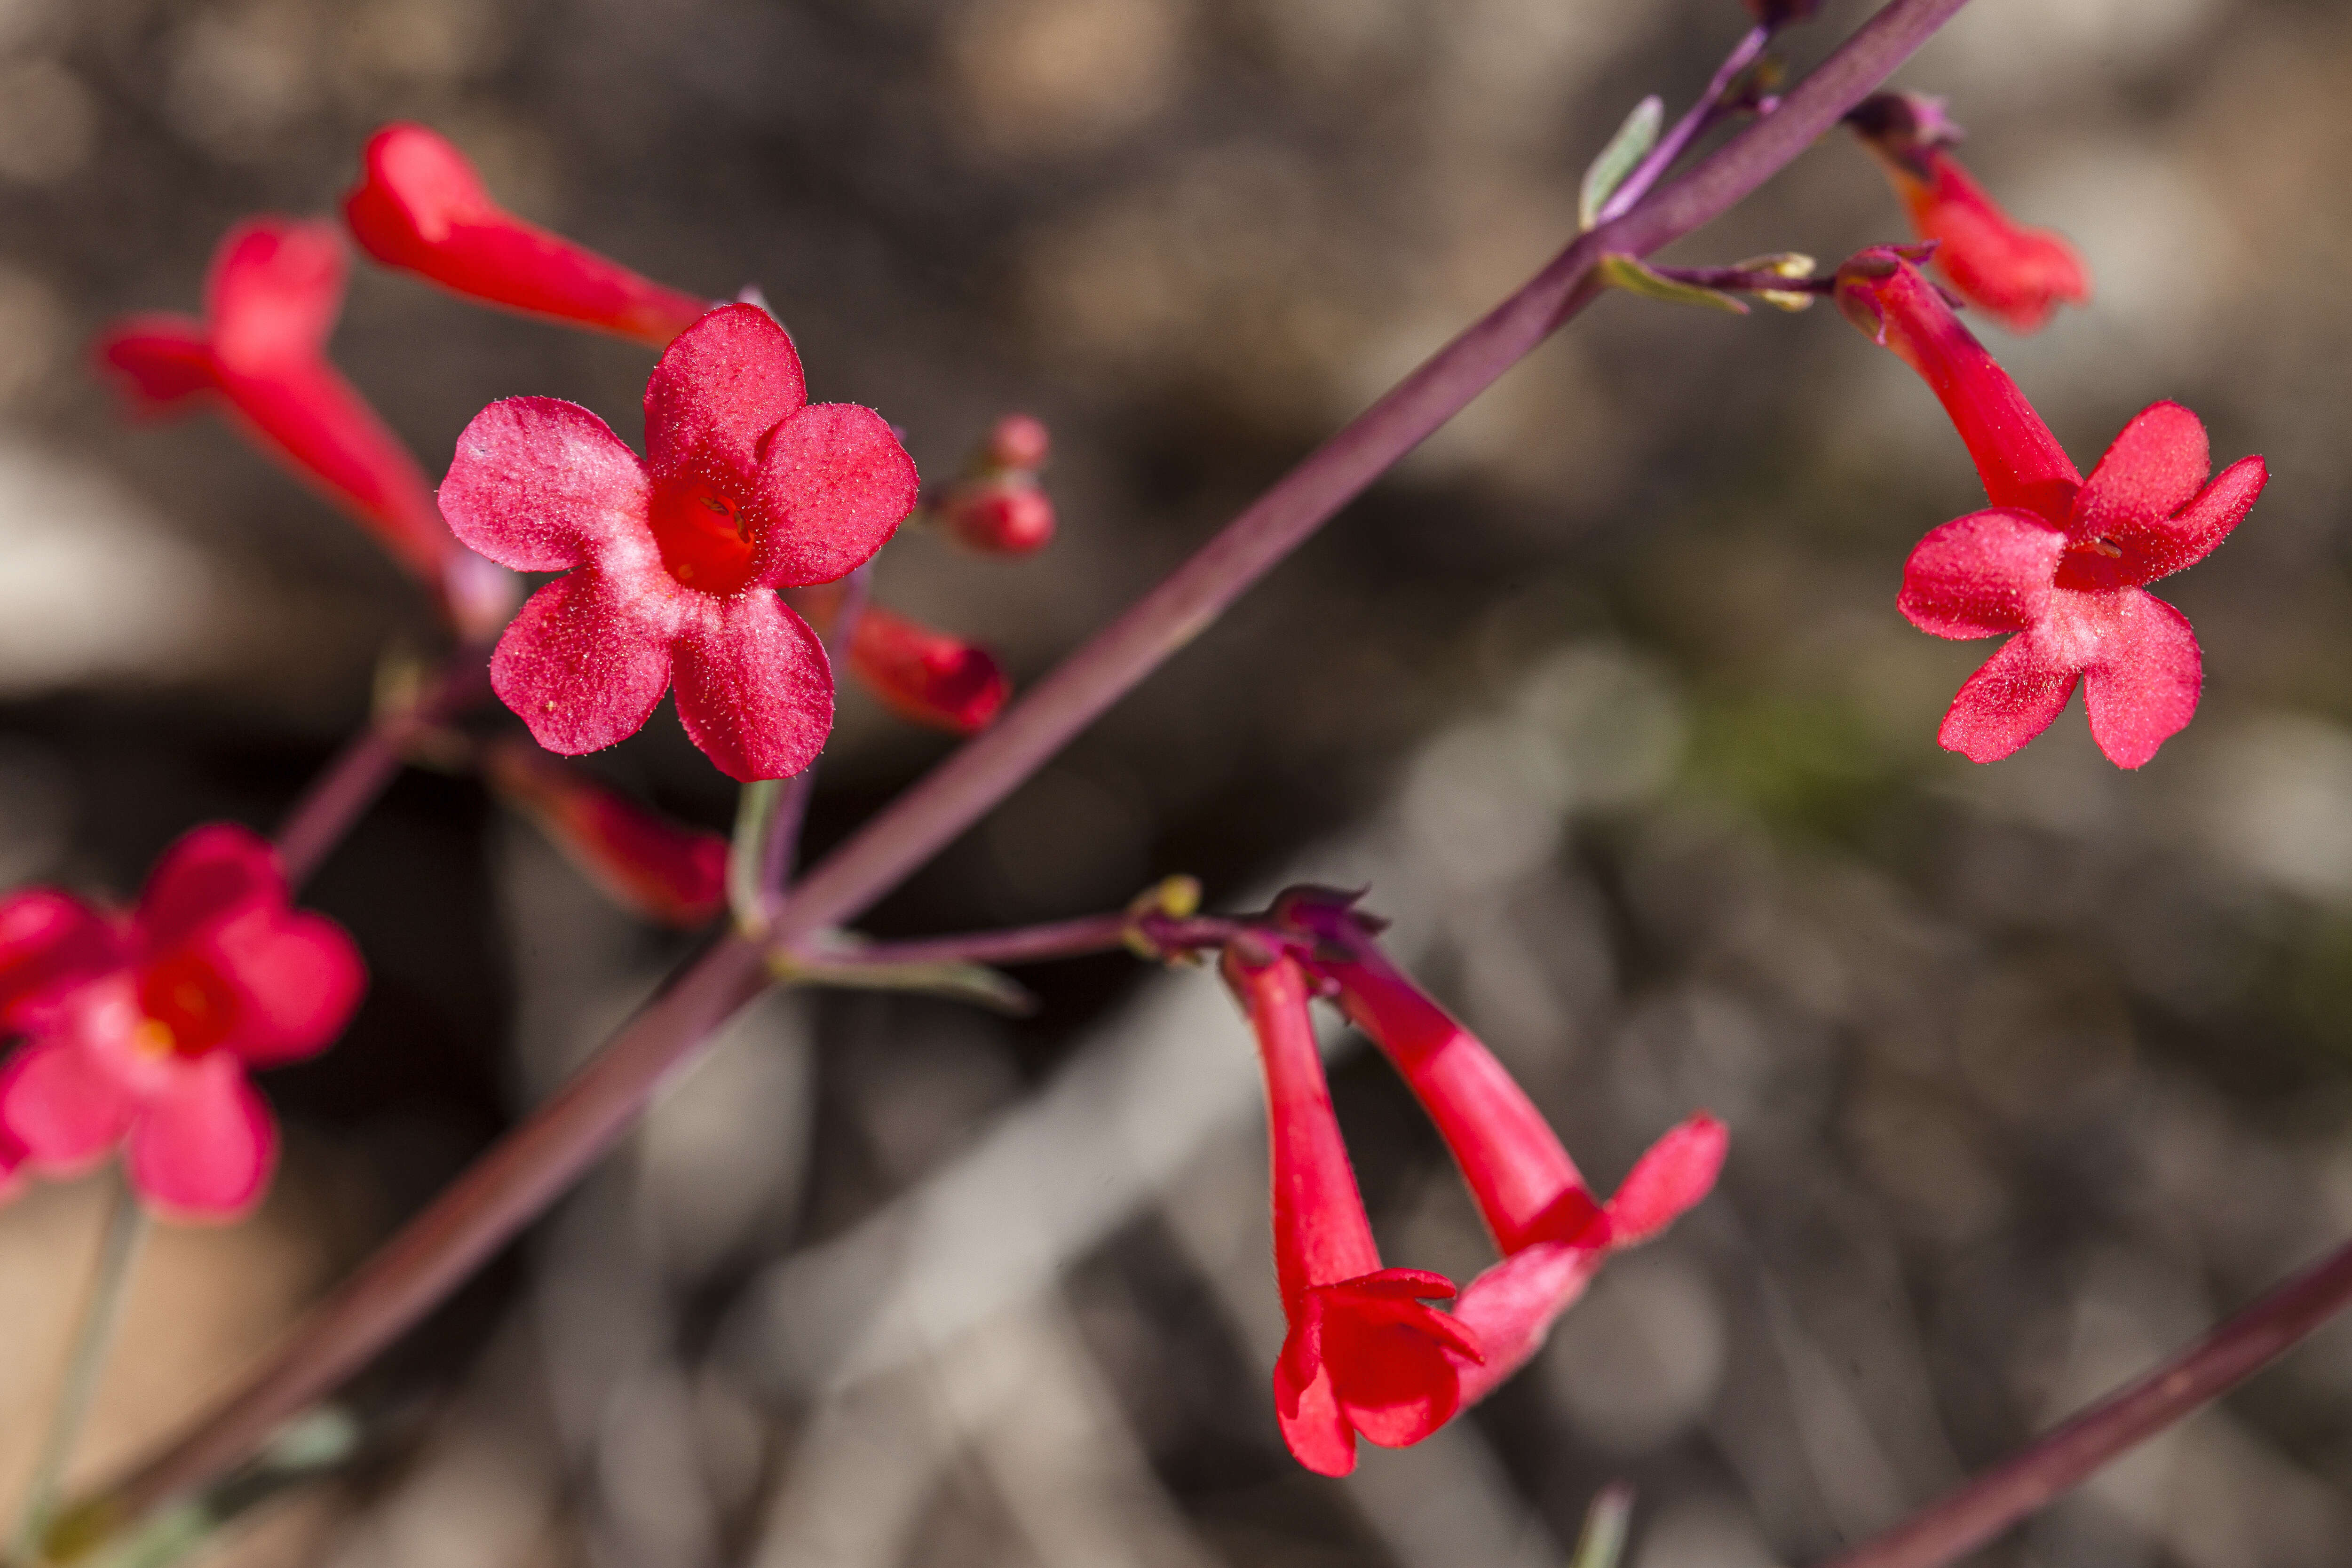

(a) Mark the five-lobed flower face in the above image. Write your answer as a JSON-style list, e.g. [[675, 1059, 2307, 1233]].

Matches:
[[440, 303, 920, 781], [0, 825, 364, 1221], [1837, 248, 2267, 768]]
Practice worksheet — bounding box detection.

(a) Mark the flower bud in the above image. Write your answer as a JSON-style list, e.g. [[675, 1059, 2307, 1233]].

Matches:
[[485, 741, 727, 927], [345, 123, 711, 348], [848, 605, 1012, 733], [936, 476, 1055, 554]]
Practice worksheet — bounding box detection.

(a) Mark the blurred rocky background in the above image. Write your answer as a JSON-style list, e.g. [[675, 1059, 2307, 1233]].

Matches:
[[5, 0, 2352, 1563]]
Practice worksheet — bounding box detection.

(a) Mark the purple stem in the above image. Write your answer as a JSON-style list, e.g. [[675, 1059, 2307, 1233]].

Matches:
[[273, 644, 492, 891], [1818, 1235, 2352, 1568], [1595, 23, 1774, 226], [786, 910, 1240, 970], [78, 0, 1975, 1533]]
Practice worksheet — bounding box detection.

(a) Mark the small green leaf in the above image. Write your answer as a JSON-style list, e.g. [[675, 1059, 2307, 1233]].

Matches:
[[1597, 254, 1749, 314], [1580, 96, 1663, 230], [727, 777, 786, 937], [773, 949, 1039, 1015]]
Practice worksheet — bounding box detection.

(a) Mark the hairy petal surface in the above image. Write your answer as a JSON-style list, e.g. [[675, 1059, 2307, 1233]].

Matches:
[[671, 591, 834, 782], [2073, 401, 2209, 548], [493, 572, 676, 757], [441, 397, 649, 572], [1899, 508, 2064, 638], [752, 403, 921, 586], [1605, 1114, 1730, 1247], [2100, 455, 2267, 588], [644, 305, 807, 486], [1938, 631, 2080, 763], [2079, 589, 2202, 769]]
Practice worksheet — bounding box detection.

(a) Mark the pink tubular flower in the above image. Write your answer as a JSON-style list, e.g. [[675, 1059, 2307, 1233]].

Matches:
[[1837, 247, 2268, 767], [1271, 888, 1726, 1404], [439, 303, 920, 782], [0, 825, 365, 1221], [346, 123, 711, 348], [848, 604, 1011, 734], [95, 219, 459, 587], [485, 740, 727, 927], [1848, 94, 2088, 333], [1223, 942, 1483, 1478]]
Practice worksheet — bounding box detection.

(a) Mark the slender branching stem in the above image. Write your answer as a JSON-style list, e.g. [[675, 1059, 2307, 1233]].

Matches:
[[783, 909, 1240, 971], [9, 1175, 147, 1566], [71, 0, 1977, 1538], [1816, 1234, 2352, 1568], [273, 643, 493, 891], [1594, 22, 1773, 226]]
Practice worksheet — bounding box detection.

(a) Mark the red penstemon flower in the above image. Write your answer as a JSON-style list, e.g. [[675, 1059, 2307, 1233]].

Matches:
[[0, 825, 364, 1221], [1223, 940, 1483, 1477], [1837, 247, 2268, 767], [849, 604, 1011, 734], [1270, 889, 1726, 1402], [345, 123, 711, 348], [95, 218, 459, 589], [439, 302, 920, 781], [1848, 93, 2089, 333], [483, 741, 728, 927]]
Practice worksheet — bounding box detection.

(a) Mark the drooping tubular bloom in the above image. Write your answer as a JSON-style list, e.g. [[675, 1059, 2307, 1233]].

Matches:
[[95, 219, 459, 587], [0, 825, 365, 1221], [440, 303, 919, 781], [483, 740, 728, 927], [1271, 888, 1726, 1402], [1837, 247, 2268, 767], [346, 123, 711, 348], [849, 604, 1011, 734], [1223, 942, 1482, 1478], [1847, 93, 2088, 334]]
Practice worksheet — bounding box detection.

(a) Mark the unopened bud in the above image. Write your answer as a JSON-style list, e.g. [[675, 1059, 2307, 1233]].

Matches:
[[937, 476, 1055, 554]]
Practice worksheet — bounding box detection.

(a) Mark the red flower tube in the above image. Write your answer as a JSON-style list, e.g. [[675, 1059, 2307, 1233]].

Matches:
[[1848, 94, 2089, 333], [484, 741, 728, 927], [1223, 941, 1482, 1477], [95, 219, 459, 587], [345, 123, 711, 348], [1837, 247, 2267, 767], [440, 303, 919, 782], [0, 825, 365, 1221], [848, 605, 1011, 734], [1270, 887, 1726, 1404]]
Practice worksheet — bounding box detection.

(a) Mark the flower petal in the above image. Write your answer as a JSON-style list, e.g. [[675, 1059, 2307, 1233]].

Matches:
[[671, 591, 833, 782], [2107, 455, 2266, 587], [492, 571, 676, 758], [1899, 508, 2065, 638], [1, 1040, 136, 1172], [441, 397, 651, 572], [0, 891, 123, 1029], [198, 909, 367, 1067], [1604, 1113, 1727, 1248], [749, 403, 920, 587], [1450, 1241, 1606, 1407], [1937, 630, 2079, 763], [139, 823, 284, 952], [1274, 1349, 1358, 1477], [2081, 590, 2202, 770], [2073, 401, 2209, 546], [127, 1057, 277, 1220], [95, 315, 218, 415], [204, 219, 347, 374], [847, 604, 1009, 734], [643, 304, 807, 488]]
